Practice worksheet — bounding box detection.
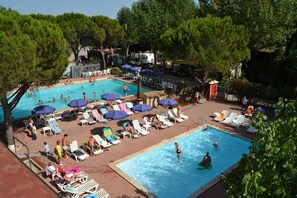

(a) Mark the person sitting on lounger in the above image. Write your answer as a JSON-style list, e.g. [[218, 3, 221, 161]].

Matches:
[[152, 116, 167, 128], [46, 162, 57, 178], [61, 172, 76, 184], [125, 123, 137, 135], [198, 152, 212, 168]]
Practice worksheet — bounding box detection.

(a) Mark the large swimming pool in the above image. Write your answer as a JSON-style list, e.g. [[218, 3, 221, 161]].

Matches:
[[114, 126, 250, 198], [0, 78, 151, 122]]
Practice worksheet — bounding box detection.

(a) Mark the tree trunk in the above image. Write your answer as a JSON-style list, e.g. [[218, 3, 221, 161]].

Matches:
[[1, 97, 14, 146], [137, 76, 141, 99], [100, 44, 106, 70], [125, 44, 130, 58]]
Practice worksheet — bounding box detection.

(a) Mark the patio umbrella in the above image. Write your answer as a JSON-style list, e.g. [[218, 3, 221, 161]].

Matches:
[[105, 110, 128, 120], [141, 69, 153, 74], [31, 105, 56, 115], [158, 98, 178, 107], [132, 104, 153, 112], [130, 66, 139, 72], [121, 64, 132, 69], [67, 99, 89, 108], [121, 64, 132, 74], [101, 93, 120, 101]]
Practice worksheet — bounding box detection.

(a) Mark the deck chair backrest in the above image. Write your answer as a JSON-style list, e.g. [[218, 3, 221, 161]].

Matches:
[[70, 141, 79, 152], [112, 105, 120, 111], [91, 110, 99, 120], [100, 108, 108, 115], [221, 110, 229, 118], [227, 112, 237, 120], [235, 115, 245, 123], [132, 120, 141, 130], [126, 102, 133, 109], [143, 117, 151, 125], [167, 110, 175, 118]]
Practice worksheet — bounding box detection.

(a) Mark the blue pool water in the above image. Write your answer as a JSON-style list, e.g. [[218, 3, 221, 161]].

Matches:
[[0, 79, 151, 121], [116, 127, 250, 198]]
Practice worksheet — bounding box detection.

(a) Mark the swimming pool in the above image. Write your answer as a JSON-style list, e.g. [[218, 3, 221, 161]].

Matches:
[[113, 126, 250, 198], [0, 78, 151, 122]]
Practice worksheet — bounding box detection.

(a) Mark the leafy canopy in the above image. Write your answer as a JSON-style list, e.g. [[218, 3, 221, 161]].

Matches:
[[160, 15, 250, 85], [222, 98, 297, 197]]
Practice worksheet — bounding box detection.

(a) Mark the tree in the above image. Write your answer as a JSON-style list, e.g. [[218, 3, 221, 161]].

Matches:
[[198, 0, 297, 52], [0, 10, 68, 148], [117, 7, 139, 58], [91, 16, 125, 70], [56, 13, 94, 62], [131, 0, 197, 67], [222, 98, 297, 197], [160, 15, 250, 92]]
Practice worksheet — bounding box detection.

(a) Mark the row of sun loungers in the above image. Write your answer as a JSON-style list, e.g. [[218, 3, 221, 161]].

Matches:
[[213, 110, 246, 127]]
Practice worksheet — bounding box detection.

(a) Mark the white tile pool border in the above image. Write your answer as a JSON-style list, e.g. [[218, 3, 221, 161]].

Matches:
[[109, 124, 251, 198]]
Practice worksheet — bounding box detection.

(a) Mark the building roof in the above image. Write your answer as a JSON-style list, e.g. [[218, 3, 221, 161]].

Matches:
[[0, 142, 56, 197]]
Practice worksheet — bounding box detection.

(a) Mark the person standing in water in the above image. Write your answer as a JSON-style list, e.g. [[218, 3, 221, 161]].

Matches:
[[175, 142, 182, 160], [123, 84, 128, 96]]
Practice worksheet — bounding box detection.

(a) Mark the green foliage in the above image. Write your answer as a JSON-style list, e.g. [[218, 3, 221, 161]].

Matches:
[[160, 15, 250, 87], [222, 98, 297, 197], [201, 0, 297, 52], [56, 13, 94, 61], [0, 10, 68, 145]]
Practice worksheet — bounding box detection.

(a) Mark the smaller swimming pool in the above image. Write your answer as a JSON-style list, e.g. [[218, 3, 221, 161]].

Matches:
[[113, 126, 250, 198], [0, 78, 151, 122]]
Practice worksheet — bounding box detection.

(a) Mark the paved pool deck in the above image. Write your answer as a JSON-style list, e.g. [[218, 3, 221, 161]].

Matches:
[[4, 74, 274, 198]]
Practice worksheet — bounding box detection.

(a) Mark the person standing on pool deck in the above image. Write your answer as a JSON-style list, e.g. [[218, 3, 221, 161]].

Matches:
[[175, 142, 182, 160], [123, 84, 128, 96]]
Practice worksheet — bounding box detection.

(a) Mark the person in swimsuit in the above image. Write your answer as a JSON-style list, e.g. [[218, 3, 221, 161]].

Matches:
[[175, 142, 182, 160], [55, 140, 63, 166]]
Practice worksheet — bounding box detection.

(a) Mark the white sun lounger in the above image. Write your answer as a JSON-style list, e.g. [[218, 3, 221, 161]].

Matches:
[[93, 135, 112, 148], [156, 114, 174, 127], [229, 114, 245, 128], [69, 140, 90, 162], [82, 188, 109, 198], [132, 120, 149, 136], [213, 110, 229, 122], [167, 110, 184, 123], [172, 108, 189, 120], [62, 179, 99, 198], [221, 112, 238, 125]]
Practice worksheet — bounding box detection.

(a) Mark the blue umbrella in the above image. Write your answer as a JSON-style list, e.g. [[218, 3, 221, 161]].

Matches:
[[121, 64, 132, 69], [32, 105, 56, 115], [141, 69, 153, 74], [67, 99, 89, 108], [132, 104, 153, 112], [101, 93, 120, 101], [158, 98, 178, 107], [105, 110, 128, 120], [130, 66, 139, 72]]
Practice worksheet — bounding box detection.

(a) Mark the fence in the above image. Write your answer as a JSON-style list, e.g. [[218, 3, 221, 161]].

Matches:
[[70, 64, 101, 78]]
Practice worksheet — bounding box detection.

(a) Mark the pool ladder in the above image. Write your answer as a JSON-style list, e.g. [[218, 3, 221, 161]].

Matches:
[[197, 117, 207, 130]]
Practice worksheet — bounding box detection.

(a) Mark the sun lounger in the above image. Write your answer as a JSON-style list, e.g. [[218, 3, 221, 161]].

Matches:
[[150, 116, 168, 130], [213, 110, 229, 122], [122, 122, 137, 139], [56, 171, 89, 190], [112, 104, 121, 111], [83, 112, 97, 125], [172, 108, 189, 120], [119, 103, 134, 115], [125, 102, 134, 110], [91, 109, 108, 123], [246, 125, 256, 133], [142, 116, 152, 131], [69, 140, 90, 162], [61, 179, 99, 198], [167, 110, 184, 123], [156, 114, 174, 127], [54, 111, 63, 120], [99, 108, 108, 116], [132, 120, 149, 136], [103, 128, 121, 145], [221, 112, 238, 125], [229, 114, 245, 128], [82, 188, 109, 198], [93, 135, 112, 148], [48, 118, 62, 134]]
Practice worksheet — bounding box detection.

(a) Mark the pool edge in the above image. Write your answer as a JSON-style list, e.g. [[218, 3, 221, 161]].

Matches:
[[109, 124, 250, 198]]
